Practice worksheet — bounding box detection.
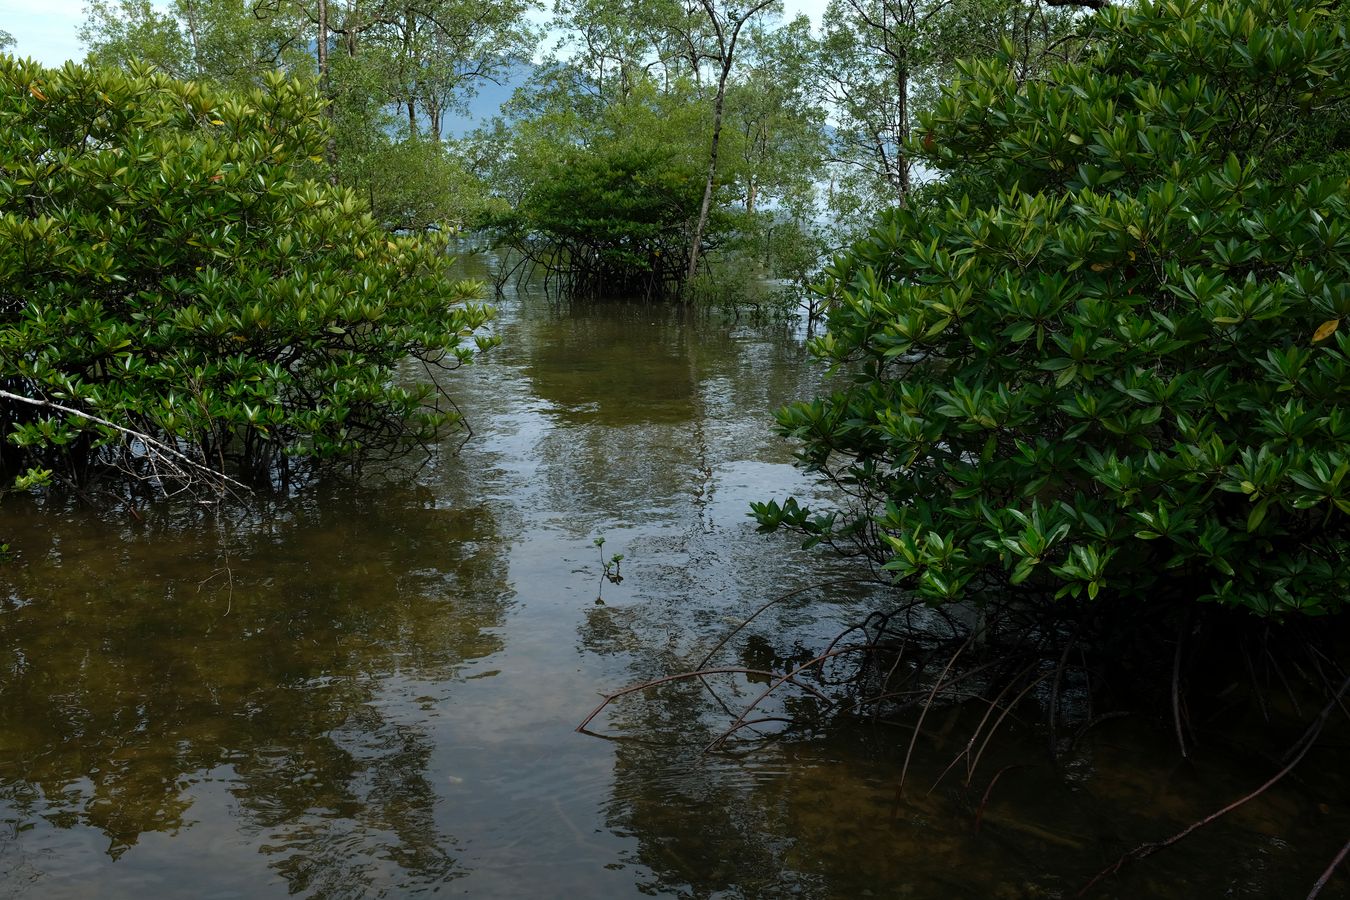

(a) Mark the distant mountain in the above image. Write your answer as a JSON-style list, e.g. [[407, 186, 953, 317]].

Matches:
[[440, 59, 534, 138]]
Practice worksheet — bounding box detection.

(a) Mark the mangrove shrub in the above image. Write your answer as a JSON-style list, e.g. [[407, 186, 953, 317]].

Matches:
[[0, 58, 495, 489], [491, 139, 709, 298], [755, 0, 1350, 617], [483, 75, 732, 299]]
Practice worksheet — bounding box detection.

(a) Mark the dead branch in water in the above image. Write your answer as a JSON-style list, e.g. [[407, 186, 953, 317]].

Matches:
[[0, 388, 251, 500], [1077, 672, 1350, 897], [1307, 836, 1350, 900]]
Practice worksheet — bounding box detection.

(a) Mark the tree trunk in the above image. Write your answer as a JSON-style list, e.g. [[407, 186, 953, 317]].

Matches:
[[404, 7, 418, 137], [897, 64, 910, 201], [686, 61, 732, 283], [685, 0, 775, 285], [317, 0, 337, 184], [429, 99, 442, 141], [182, 0, 203, 76]]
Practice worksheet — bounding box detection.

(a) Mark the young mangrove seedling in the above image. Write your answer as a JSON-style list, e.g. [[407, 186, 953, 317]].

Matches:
[[592, 536, 625, 603]]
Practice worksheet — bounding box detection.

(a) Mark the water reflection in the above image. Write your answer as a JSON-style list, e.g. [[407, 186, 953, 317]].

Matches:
[[0, 486, 510, 895], [594, 663, 1349, 899], [521, 302, 698, 426]]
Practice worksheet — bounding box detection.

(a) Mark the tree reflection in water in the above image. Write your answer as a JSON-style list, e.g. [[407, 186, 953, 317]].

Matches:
[[0, 484, 511, 895]]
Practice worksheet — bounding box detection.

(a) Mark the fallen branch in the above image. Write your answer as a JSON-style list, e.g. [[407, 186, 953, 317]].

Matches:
[[1078, 672, 1350, 897], [1307, 836, 1350, 900]]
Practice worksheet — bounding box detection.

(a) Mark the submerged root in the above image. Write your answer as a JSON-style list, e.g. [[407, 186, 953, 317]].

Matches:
[[1078, 672, 1350, 897], [578, 582, 1350, 894]]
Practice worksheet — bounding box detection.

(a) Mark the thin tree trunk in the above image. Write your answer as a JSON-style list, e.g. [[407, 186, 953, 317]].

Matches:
[[897, 64, 910, 200], [405, 7, 418, 137], [686, 60, 732, 282], [685, 0, 774, 284], [317, 0, 337, 184], [182, 0, 203, 76]]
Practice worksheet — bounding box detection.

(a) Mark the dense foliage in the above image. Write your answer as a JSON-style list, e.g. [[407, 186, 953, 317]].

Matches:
[[80, 0, 532, 230], [475, 2, 830, 298], [483, 76, 733, 298], [494, 140, 709, 298], [756, 0, 1350, 617], [0, 58, 495, 490]]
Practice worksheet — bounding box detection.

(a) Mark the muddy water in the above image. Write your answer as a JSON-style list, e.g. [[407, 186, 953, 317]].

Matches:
[[0, 258, 1345, 899]]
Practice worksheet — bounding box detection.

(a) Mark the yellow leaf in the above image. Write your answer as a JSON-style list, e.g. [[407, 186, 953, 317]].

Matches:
[[1312, 318, 1340, 343], [1089, 262, 1110, 272], [211, 119, 225, 126], [28, 84, 47, 101]]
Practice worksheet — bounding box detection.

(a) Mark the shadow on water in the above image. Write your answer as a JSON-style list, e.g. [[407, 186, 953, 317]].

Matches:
[[584, 571, 1350, 899], [1, 249, 1346, 898]]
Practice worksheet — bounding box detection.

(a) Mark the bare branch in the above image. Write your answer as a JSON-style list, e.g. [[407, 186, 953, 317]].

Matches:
[[0, 389, 251, 497]]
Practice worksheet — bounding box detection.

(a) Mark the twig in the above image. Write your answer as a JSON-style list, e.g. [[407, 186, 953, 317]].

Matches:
[[704, 645, 871, 753], [1078, 672, 1350, 897], [696, 578, 883, 669], [1172, 613, 1190, 759], [1307, 836, 1350, 900], [974, 764, 1026, 833], [893, 634, 972, 817], [1048, 632, 1079, 763], [965, 671, 1049, 788], [576, 666, 832, 736], [927, 658, 1037, 793]]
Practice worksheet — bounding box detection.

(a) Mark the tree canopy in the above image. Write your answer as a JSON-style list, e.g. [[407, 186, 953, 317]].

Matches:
[[79, 0, 534, 230]]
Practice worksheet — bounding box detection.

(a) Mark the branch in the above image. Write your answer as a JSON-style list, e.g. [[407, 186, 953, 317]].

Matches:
[[1078, 671, 1350, 896], [0, 389, 251, 497]]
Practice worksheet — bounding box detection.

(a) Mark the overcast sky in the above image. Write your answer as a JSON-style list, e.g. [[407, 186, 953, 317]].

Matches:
[[2, 0, 830, 68], [2, 0, 92, 64]]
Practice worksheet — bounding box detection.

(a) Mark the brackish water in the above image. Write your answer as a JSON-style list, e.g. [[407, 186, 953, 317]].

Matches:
[[1, 258, 1345, 898]]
